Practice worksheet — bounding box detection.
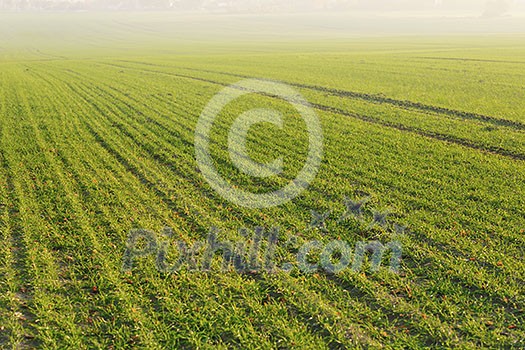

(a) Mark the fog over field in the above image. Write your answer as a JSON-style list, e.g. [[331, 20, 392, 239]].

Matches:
[[2, 0, 525, 15], [1, 1, 525, 56], [1, 0, 525, 45]]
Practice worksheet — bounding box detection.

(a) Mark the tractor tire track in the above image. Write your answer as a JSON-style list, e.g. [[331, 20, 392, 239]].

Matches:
[[111, 60, 525, 131], [27, 64, 524, 349], [100, 61, 525, 162], [54, 64, 525, 279], [51, 65, 525, 313], [415, 56, 525, 65]]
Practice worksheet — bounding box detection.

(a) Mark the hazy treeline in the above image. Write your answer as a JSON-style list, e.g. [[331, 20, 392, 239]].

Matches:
[[0, 0, 522, 15]]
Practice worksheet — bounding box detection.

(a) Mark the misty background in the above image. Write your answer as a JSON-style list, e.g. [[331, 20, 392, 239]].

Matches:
[[1, 0, 525, 18], [1, 0, 525, 59]]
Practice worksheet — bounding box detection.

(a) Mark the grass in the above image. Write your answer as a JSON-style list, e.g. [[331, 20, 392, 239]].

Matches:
[[0, 11, 524, 349]]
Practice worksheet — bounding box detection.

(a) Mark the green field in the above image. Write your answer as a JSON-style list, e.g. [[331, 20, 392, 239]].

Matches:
[[0, 12, 524, 349]]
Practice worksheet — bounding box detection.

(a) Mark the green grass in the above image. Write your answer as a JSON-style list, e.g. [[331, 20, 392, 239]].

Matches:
[[0, 12, 524, 349]]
